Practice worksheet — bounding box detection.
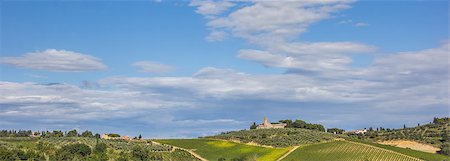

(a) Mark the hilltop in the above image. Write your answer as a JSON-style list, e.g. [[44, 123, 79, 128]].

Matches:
[[206, 128, 341, 148]]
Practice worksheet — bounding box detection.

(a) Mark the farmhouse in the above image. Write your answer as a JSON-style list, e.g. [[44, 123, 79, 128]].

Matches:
[[355, 129, 368, 134], [256, 117, 287, 129]]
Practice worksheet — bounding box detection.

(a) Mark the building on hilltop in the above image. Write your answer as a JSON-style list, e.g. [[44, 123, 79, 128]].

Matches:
[[256, 117, 287, 129]]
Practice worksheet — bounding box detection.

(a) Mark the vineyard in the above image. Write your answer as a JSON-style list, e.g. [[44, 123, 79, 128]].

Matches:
[[282, 140, 427, 161], [156, 139, 291, 161], [351, 139, 450, 161], [0, 137, 200, 161], [207, 128, 342, 147]]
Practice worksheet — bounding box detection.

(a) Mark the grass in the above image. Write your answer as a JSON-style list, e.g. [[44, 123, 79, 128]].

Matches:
[[156, 139, 291, 161], [351, 139, 450, 161], [282, 140, 427, 161]]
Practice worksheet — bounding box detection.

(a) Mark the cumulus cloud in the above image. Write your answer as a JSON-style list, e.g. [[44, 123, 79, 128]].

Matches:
[[0, 49, 107, 72], [201, 0, 353, 43], [132, 61, 175, 73], [190, 0, 235, 17], [1, 43, 448, 136], [355, 22, 369, 27], [191, 0, 375, 73]]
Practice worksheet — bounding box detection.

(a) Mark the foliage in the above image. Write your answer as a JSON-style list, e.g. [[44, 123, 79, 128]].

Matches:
[[52, 143, 92, 160], [327, 128, 345, 134], [156, 139, 290, 161], [0, 137, 198, 161], [250, 122, 257, 129], [107, 133, 121, 137], [207, 128, 341, 147], [0, 130, 32, 137], [81, 130, 94, 137], [94, 142, 107, 154], [439, 142, 450, 156], [66, 129, 79, 137], [285, 119, 325, 132]]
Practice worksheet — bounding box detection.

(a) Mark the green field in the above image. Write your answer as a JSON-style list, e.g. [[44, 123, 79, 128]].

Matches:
[[156, 139, 291, 161], [282, 140, 429, 161]]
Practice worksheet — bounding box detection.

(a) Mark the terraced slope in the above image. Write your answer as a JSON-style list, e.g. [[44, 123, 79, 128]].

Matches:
[[156, 139, 291, 161], [282, 140, 425, 161]]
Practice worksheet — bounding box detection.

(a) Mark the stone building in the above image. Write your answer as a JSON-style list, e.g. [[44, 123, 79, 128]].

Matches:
[[256, 117, 287, 129]]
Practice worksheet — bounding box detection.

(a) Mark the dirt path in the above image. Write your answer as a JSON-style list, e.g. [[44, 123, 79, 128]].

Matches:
[[151, 141, 208, 161], [378, 140, 440, 153], [276, 146, 299, 161]]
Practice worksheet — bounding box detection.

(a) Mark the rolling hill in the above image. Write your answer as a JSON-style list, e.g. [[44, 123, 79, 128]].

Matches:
[[205, 128, 342, 148]]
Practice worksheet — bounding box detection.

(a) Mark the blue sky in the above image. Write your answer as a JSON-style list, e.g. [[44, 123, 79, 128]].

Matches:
[[0, 0, 448, 138]]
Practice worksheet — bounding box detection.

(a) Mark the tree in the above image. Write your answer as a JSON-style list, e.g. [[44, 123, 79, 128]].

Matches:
[[52, 143, 91, 160], [439, 142, 450, 156], [327, 128, 345, 134], [250, 122, 257, 129], [107, 133, 120, 137], [66, 129, 78, 137], [52, 130, 64, 137], [94, 143, 107, 154], [81, 130, 93, 137], [94, 133, 101, 138], [279, 120, 293, 126], [132, 145, 149, 161], [138, 134, 142, 140]]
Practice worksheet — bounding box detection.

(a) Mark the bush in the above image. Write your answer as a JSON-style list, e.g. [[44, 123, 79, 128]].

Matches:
[[52, 143, 91, 160], [94, 143, 107, 154], [439, 142, 450, 156]]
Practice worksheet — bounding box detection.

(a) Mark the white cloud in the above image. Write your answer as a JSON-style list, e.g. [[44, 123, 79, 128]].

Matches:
[[205, 30, 228, 41], [338, 19, 369, 27], [338, 19, 353, 24], [191, 0, 375, 74], [203, 0, 353, 43], [0, 49, 107, 72], [132, 61, 175, 73], [272, 42, 375, 55], [1, 43, 447, 136], [355, 22, 369, 27], [190, 0, 235, 17]]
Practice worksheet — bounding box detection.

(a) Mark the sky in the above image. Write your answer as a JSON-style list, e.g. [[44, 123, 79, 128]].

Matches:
[[0, 0, 449, 138]]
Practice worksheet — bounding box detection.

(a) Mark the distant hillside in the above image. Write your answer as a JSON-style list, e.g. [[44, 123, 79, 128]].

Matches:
[[206, 128, 342, 148], [349, 117, 450, 156], [0, 137, 200, 160]]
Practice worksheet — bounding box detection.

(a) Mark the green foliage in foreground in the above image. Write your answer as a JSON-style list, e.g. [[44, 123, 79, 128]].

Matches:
[[282, 140, 433, 161], [156, 139, 291, 161], [350, 139, 450, 161], [0, 137, 200, 161], [207, 128, 341, 147]]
